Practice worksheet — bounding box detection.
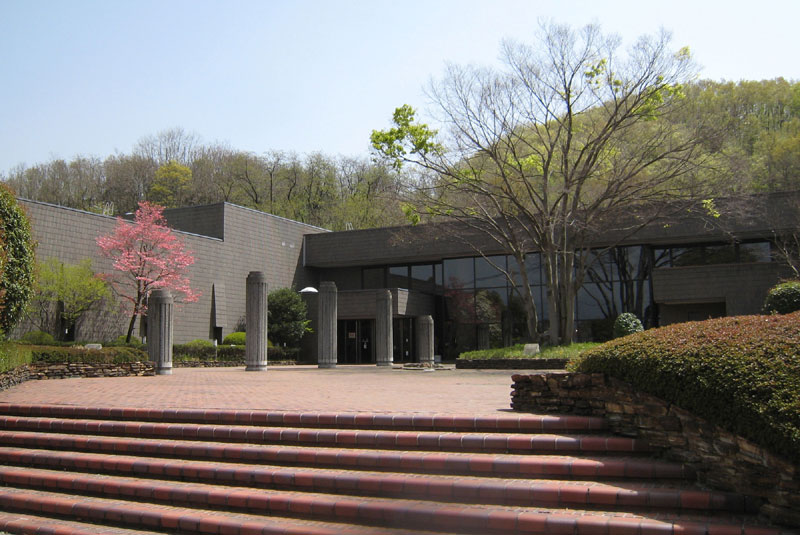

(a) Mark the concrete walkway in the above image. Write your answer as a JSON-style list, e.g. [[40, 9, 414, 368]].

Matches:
[[0, 365, 521, 415]]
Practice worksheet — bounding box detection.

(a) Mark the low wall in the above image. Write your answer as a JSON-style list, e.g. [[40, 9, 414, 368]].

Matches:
[[0, 361, 154, 392], [511, 372, 800, 527], [455, 358, 567, 369]]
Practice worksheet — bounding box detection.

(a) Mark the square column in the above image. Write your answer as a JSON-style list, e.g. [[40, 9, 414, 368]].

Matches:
[[318, 281, 338, 368], [376, 290, 393, 367]]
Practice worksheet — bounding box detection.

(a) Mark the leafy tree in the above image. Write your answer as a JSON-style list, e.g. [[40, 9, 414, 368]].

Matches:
[[149, 160, 192, 208], [96, 201, 200, 342], [268, 288, 310, 348], [27, 258, 111, 340], [0, 184, 35, 335], [372, 23, 706, 344]]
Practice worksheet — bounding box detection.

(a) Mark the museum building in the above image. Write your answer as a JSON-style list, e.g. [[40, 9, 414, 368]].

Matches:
[[17, 192, 797, 363]]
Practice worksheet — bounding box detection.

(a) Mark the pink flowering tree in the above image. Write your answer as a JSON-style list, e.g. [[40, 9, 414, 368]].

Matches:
[[96, 202, 200, 343]]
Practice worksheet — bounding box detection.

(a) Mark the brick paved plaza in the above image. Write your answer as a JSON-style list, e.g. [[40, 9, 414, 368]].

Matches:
[[0, 366, 518, 415]]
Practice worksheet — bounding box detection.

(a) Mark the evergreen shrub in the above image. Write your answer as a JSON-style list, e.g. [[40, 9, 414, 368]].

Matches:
[[613, 312, 643, 338], [762, 280, 800, 314], [19, 330, 56, 345], [0, 185, 35, 334], [222, 331, 246, 345], [29, 345, 148, 364], [570, 312, 800, 462]]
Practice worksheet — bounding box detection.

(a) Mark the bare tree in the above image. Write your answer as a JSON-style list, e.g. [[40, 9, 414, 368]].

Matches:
[[372, 22, 708, 344]]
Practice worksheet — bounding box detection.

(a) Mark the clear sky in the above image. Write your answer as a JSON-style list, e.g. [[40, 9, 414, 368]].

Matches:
[[1, 0, 798, 173]]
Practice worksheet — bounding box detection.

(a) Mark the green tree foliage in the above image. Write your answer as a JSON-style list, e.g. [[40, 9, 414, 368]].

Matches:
[[27, 258, 111, 340], [0, 184, 35, 335], [149, 160, 192, 208], [268, 288, 310, 348], [373, 23, 705, 344]]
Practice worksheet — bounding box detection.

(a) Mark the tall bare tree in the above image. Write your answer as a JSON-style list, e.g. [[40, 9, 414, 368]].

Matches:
[[372, 22, 708, 344]]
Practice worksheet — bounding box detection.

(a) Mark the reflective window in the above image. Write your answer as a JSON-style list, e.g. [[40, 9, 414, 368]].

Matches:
[[444, 258, 474, 289], [475, 256, 507, 288], [388, 266, 408, 288], [510, 253, 542, 286], [739, 242, 772, 263], [411, 264, 436, 293]]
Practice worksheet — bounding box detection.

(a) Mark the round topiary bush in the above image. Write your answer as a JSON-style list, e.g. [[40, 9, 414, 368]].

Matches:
[[19, 330, 56, 345], [0, 185, 35, 335], [222, 331, 246, 345], [762, 280, 800, 314], [613, 312, 643, 339]]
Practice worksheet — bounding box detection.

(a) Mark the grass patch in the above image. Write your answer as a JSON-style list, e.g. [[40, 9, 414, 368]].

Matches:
[[460, 343, 599, 360], [0, 342, 32, 373]]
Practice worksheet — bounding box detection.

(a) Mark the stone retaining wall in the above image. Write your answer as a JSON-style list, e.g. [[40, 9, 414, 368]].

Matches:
[[455, 358, 567, 369], [0, 362, 154, 392], [511, 372, 800, 527]]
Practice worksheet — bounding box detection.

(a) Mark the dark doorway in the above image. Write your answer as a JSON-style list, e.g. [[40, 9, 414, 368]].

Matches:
[[393, 318, 416, 363], [338, 320, 374, 364]]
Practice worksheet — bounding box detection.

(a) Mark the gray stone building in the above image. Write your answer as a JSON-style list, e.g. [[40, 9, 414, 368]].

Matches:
[[16, 193, 798, 363]]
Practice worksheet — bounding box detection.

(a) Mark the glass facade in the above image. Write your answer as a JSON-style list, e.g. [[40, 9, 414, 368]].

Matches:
[[360, 240, 774, 359]]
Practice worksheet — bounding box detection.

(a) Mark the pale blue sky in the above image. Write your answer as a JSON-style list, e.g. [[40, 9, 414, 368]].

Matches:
[[1, 0, 798, 173]]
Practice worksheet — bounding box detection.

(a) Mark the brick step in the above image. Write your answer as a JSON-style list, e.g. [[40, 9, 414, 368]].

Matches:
[[0, 453, 753, 513], [0, 484, 790, 535], [0, 487, 453, 535], [0, 403, 607, 433], [0, 431, 692, 480], [0, 511, 165, 535], [0, 415, 649, 454]]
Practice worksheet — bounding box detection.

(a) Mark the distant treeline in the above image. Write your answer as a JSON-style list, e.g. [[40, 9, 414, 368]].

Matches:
[[3, 79, 799, 230]]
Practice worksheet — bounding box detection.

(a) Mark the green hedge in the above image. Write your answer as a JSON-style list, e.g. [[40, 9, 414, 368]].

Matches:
[[29, 346, 148, 365], [172, 344, 299, 363], [460, 343, 598, 360], [762, 280, 800, 314], [570, 312, 800, 462]]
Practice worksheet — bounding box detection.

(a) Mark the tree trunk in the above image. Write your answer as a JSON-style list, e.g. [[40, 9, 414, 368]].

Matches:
[[125, 312, 137, 344]]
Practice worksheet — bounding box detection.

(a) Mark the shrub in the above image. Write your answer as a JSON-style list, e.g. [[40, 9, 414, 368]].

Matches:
[[762, 280, 800, 314], [612, 312, 643, 338], [459, 343, 598, 360], [0, 184, 36, 334], [222, 331, 246, 345], [185, 339, 214, 348], [268, 288, 310, 349], [19, 330, 56, 345], [29, 345, 148, 364], [570, 313, 800, 462]]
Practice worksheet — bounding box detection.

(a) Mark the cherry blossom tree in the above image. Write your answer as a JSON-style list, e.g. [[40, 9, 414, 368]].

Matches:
[[96, 202, 200, 342]]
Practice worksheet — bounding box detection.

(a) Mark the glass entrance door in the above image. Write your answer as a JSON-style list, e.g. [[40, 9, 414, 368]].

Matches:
[[392, 318, 415, 363], [338, 320, 374, 364]]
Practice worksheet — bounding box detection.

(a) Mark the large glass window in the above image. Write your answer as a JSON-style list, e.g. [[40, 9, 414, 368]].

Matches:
[[443, 258, 474, 289], [388, 266, 409, 288], [411, 264, 436, 293], [475, 256, 507, 288]]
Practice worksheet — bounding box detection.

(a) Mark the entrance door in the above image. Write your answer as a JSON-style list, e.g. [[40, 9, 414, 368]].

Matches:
[[393, 318, 415, 363], [338, 320, 374, 364]]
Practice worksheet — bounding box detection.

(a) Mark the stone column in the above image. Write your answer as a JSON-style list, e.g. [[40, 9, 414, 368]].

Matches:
[[416, 315, 434, 367], [375, 290, 393, 367], [245, 271, 268, 371], [148, 289, 173, 375], [317, 281, 337, 368]]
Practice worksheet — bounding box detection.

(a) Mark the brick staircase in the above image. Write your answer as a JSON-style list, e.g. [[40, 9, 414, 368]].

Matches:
[[0, 403, 793, 535]]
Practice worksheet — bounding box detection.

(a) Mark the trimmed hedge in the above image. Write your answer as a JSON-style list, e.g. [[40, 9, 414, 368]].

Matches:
[[222, 332, 246, 345], [172, 344, 299, 363], [460, 343, 598, 360], [29, 346, 148, 364], [570, 312, 800, 462]]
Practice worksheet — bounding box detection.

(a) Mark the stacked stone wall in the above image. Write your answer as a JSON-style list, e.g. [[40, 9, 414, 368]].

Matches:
[[511, 371, 800, 527]]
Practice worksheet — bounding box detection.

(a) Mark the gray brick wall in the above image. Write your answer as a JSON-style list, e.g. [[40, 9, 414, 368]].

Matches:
[[18, 200, 327, 344]]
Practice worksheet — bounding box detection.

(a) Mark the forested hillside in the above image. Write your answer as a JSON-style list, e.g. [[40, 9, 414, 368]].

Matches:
[[3, 78, 798, 230]]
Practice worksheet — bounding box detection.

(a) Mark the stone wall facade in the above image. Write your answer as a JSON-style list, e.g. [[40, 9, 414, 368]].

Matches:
[[511, 372, 800, 527]]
